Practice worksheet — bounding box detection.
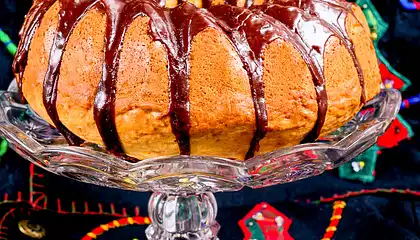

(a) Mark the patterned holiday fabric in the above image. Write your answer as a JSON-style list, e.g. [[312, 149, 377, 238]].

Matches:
[[338, 0, 416, 183], [239, 203, 293, 240], [400, 0, 420, 10]]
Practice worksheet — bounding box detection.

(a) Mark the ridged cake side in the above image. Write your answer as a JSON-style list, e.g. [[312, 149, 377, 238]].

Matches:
[[16, 0, 381, 161]]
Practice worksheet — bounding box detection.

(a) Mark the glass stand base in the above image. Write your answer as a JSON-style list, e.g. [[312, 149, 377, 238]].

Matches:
[[146, 192, 220, 240]]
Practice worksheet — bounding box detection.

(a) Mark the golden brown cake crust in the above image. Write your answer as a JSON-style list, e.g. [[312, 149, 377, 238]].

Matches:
[[18, 0, 381, 161]]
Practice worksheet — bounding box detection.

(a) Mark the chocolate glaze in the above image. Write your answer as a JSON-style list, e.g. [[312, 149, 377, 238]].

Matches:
[[255, 4, 330, 142], [311, 0, 366, 103], [202, 0, 213, 8], [257, 0, 366, 141], [203, 0, 255, 8], [94, 0, 140, 157], [273, 0, 366, 102], [95, 0, 217, 156], [43, 0, 99, 146], [225, 0, 239, 6], [13, 0, 368, 160], [209, 5, 320, 158], [12, 0, 56, 92], [154, 3, 218, 155], [210, 6, 276, 159]]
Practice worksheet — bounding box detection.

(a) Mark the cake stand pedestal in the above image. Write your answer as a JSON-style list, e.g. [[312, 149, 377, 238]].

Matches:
[[146, 192, 219, 240], [0, 89, 401, 240]]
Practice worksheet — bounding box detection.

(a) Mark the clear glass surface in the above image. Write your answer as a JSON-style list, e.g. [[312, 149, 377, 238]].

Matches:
[[0, 88, 401, 239]]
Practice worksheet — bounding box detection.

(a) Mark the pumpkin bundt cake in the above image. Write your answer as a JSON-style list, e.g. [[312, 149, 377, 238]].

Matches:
[[13, 0, 381, 161]]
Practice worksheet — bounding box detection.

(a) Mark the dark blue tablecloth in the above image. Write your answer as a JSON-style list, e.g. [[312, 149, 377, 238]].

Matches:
[[0, 0, 419, 239]]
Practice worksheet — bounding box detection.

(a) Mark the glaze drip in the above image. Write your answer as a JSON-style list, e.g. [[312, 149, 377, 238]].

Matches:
[[96, 1, 217, 156], [209, 5, 296, 158], [43, 0, 99, 145], [13, 0, 368, 160], [94, 0, 144, 156], [153, 3, 218, 155], [273, 0, 366, 103], [225, 0, 239, 6], [258, 0, 366, 140], [12, 0, 56, 92], [256, 4, 329, 141], [311, 0, 366, 103], [202, 0, 213, 9]]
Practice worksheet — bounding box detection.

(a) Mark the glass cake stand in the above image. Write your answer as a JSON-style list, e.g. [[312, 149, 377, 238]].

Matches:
[[0, 88, 401, 239]]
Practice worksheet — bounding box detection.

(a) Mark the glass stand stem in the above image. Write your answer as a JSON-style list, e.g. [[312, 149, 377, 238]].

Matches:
[[146, 192, 220, 240]]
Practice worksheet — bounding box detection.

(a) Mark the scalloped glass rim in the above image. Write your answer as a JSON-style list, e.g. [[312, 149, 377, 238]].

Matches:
[[0, 89, 401, 193]]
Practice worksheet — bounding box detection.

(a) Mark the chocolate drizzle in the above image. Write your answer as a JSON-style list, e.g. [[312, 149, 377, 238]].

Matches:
[[43, 0, 99, 145], [311, 0, 366, 103], [95, 1, 216, 156], [202, 0, 213, 8], [209, 6, 291, 158], [255, 4, 329, 142], [273, 0, 366, 103], [13, 0, 368, 160], [12, 0, 56, 92], [257, 0, 366, 141], [151, 3, 218, 155], [225, 0, 239, 6], [94, 0, 142, 156]]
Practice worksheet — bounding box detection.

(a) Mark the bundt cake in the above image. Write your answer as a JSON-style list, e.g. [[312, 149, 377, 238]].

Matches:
[[13, 0, 381, 161]]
